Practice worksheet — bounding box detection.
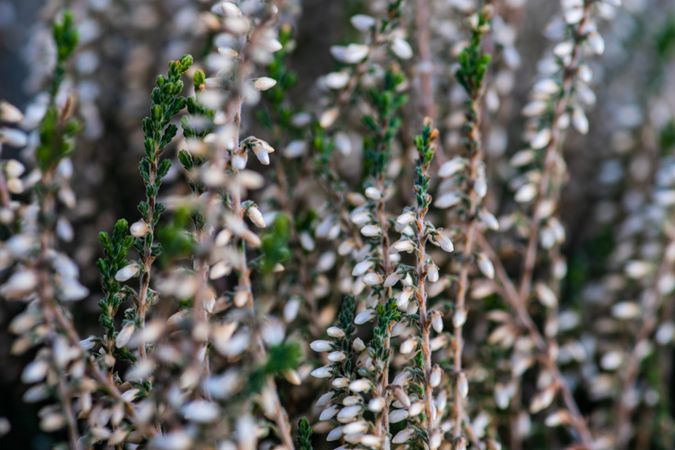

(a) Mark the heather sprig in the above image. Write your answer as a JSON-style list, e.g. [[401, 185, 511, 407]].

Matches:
[[130, 54, 193, 358]]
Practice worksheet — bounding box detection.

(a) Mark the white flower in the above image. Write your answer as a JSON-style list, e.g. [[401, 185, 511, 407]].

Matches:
[[453, 309, 467, 328], [435, 232, 454, 253], [354, 309, 375, 325], [427, 263, 439, 282], [310, 340, 332, 352], [253, 77, 276, 91], [319, 107, 338, 128], [515, 183, 537, 203], [535, 283, 558, 308], [477, 253, 495, 279], [246, 206, 266, 228], [397, 287, 413, 311], [22, 360, 49, 383], [396, 211, 416, 225], [352, 337, 366, 352], [363, 272, 383, 286], [115, 323, 135, 348], [612, 302, 641, 320], [327, 326, 345, 339], [331, 44, 369, 64], [115, 263, 140, 282], [434, 191, 462, 209], [130, 220, 150, 238], [392, 428, 414, 444], [0, 101, 23, 123], [392, 239, 415, 253], [1, 269, 38, 299], [5, 159, 25, 178], [352, 259, 373, 276], [350, 14, 376, 31], [349, 379, 371, 393], [368, 397, 385, 412], [479, 209, 500, 230], [391, 37, 413, 60], [182, 400, 219, 423], [530, 128, 552, 149], [389, 409, 408, 423], [320, 405, 339, 421], [328, 351, 346, 362], [431, 311, 444, 333], [360, 224, 381, 237], [58, 277, 89, 302], [430, 365, 442, 387], [337, 405, 362, 423], [311, 365, 332, 379], [572, 107, 589, 134], [0, 128, 27, 147], [400, 338, 417, 354], [438, 157, 465, 178], [283, 297, 301, 322], [326, 426, 343, 442], [587, 31, 605, 55], [458, 372, 469, 398], [324, 71, 350, 90], [283, 140, 307, 158]]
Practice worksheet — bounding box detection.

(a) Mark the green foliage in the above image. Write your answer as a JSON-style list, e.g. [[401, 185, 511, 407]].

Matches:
[[363, 70, 407, 178], [97, 219, 134, 339], [50, 10, 79, 97], [414, 120, 438, 210], [335, 296, 356, 375], [155, 207, 196, 265], [260, 213, 292, 274], [380, 0, 403, 33], [182, 97, 215, 139], [660, 120, 675, 151], [370, 298, 401, 362], [193, 69, 206, 91], [312, 124, 336, 175], [135, 55, 193, 262], [263, 24, 298, 110], [656, 14, 675, 59], [266, 341, 302, 374], [456, 8, 492, 98], [296, 417, 314, 450], [246, 341, 302, 395], [36, 106, 80, 172], [36, 10, 80, 172]]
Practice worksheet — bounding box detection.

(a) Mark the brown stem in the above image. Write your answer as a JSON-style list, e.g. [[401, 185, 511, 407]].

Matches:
[[414, 193, 434, 439], [477, 232, 594, 447], [414, 0, 435, 121], [615, 236, 675, 448], [518, 3, 592, 302]]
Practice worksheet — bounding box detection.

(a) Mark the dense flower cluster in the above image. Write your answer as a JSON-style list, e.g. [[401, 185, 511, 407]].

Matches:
[[0, 0, 673, 449]]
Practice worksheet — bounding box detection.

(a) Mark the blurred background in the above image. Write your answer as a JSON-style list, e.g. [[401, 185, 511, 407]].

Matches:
[[1, 0, 674, 448]]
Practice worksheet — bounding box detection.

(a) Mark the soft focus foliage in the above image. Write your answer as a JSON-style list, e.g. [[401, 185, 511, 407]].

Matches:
[[0, 0, 674, 449]]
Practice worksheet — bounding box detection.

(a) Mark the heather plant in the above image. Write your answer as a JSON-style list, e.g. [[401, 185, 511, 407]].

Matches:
[[1, 0, 674, 449]]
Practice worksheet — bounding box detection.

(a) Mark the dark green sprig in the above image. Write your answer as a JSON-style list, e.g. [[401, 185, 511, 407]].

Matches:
[[380, 0, 404, 33], [260, 214, 292, 274], [455, 7, 492, 99], [50, 10, 78, 97], [97, 219, 134, 339], [245, 341, 302, 395], [136, 55, 193, 257], [414, 119, 439, 210], [335, 296, 356, 375], [296, 417, 314, 450], [363, 70, 407, 178], [370, 298, 401, 363], [36, 10, 80, 172]]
